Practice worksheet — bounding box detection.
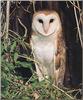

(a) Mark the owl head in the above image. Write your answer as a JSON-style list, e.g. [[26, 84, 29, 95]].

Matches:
[[32, 11, 62, 36]]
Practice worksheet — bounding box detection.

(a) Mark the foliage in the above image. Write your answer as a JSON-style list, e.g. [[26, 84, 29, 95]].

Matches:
[[1, 35, 75, 100]]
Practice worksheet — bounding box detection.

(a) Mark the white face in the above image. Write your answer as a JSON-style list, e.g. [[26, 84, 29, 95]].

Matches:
[[32, 12, 62, 36]]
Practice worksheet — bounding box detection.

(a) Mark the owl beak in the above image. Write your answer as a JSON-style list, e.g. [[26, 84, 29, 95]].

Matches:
[[43, 24, 49, 34]]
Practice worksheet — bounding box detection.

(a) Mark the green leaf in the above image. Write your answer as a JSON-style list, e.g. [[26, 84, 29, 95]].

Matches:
[[16, 61, 32, 69], [14, 52, 18, 62], [1, 78, 9, 94], [10, 41, 16, 52], [22, 96, 31, 100]]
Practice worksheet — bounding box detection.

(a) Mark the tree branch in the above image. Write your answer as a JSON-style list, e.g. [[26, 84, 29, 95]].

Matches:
[[6, 1, 10, 39]]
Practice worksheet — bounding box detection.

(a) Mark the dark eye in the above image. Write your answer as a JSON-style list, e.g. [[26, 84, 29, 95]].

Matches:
[[38, 19, 43, 24], [50, 19, 54, 23]]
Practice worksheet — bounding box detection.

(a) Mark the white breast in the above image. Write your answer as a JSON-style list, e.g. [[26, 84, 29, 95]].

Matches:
[[31, 34, 57, 67]]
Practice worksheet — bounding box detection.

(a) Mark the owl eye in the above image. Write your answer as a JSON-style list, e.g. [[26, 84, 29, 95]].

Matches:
[[38, 19, 43, 24], [50, 19, 54, 23]]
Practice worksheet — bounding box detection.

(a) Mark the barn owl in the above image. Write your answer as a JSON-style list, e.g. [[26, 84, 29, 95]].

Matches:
[[30, 11, 66, 86]]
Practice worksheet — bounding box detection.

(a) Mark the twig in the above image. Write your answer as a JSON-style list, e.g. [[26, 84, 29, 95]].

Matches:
[[51, 82, 74, 100], [77, 1, 83, 25], [26, 72, 36, 84], [66, 1, 69, 8], [10, 7, 16, 17], [27, 2, 32, 12], [32, 0, 36, 13], [68, 1, 81, 11], [9, 29, 21, 38], [67, 89, 81, 93], [20, 41, 29, 53], [17, 17, 27, 39], [73, 1, 83, 48], [2, 22, 6, 37], [6, 0, 10, 39], [9, 33, 17, 40], [20, 4, 31, 13], [18, 55, 40, 66], [73, 89, 81, 98], [80, 12, 83, 24], [24, 42, 31, 49], [77, 1, 80, 9]]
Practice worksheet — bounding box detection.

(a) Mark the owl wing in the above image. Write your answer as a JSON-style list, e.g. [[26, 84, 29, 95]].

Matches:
[[55, 33, 66, 86]]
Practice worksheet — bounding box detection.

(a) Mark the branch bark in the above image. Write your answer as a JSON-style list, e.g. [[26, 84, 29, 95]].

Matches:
[[6, 1, 10, 39]]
